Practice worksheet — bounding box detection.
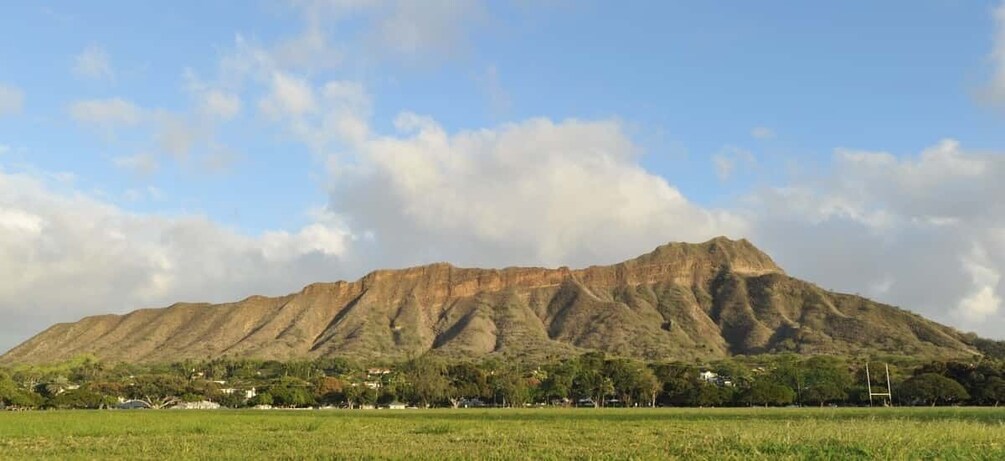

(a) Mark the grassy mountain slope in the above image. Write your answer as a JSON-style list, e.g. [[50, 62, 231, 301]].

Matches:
[[0, 237, 977, 364]]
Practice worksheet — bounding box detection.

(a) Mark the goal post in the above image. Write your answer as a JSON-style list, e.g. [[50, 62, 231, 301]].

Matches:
[[865, 362, 893, 407]]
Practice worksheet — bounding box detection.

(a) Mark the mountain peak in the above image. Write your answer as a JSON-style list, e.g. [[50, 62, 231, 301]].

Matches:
[[1, 237, 976, 365], [633, 236, 783, 277]]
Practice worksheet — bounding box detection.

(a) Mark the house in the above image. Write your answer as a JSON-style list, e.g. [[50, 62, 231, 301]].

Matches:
[[699, 370, 734, 387], [172, 400, 221, 410], [220, 387, 257, 400], [367, 368, 391, 377]]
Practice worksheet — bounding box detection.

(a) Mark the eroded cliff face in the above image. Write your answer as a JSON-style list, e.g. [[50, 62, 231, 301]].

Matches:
[[0, 237, 976, 364]]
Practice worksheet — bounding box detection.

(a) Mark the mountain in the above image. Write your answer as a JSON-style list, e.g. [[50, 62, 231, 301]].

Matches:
[[0, 237, 978, 364]]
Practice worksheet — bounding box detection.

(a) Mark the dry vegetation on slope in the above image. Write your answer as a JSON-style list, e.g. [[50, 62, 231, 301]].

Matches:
[[0, 237, 977, 364]]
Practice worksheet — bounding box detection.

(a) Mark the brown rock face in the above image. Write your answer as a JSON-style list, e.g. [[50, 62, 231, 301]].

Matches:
[[0, 237, 977, 364]]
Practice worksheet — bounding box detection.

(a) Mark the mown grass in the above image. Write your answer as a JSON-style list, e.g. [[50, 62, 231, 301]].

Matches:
[[0, 407, 1003, 460]]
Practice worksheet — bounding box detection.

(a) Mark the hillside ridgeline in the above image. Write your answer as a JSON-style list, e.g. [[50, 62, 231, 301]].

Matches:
[[0, 237, 977, 364]]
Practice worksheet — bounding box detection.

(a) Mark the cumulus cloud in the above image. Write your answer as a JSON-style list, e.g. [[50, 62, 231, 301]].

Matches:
[[259, 71, 316, 119], [256, 76, 371, 154], [747, 139, 1005, 338], [0, 167, 352, 351], [7, 0, 1005, 355], [113, 152, 159, 176], [330, 114, 745, 268], [0, 83, 24, 117], [72, 44, 115, 81], [199, 90, 241, 120], [123, 186, 165, 203], [955, 244, 1002, 322], [153, 112, 207, 161], [68, 98, 143, 129], [183, 70, 243, 123]]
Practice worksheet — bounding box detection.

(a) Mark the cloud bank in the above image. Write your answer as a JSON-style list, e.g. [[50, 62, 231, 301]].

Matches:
[[2, 0, 1003, 354]]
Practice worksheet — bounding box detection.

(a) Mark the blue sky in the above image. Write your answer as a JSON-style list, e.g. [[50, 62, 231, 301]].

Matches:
[[1, 1, 1004, 350]]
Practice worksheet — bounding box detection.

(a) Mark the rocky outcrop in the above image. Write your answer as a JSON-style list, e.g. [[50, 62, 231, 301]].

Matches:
[[0, 237, 977, 364]]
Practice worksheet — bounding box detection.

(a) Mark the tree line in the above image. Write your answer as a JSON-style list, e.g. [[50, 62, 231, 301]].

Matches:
[[2, 353, 1003, 410]]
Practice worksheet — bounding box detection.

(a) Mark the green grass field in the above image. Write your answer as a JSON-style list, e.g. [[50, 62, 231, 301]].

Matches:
[[1, 408, 1003, 460]]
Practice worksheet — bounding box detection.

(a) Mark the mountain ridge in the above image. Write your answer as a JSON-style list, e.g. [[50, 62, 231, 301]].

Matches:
[[0, 237, 978, 364]]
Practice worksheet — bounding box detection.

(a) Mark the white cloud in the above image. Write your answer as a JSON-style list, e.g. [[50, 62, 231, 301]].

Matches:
[[331, 114, 744, 268], [113, 152, 159, 176], [184, 70, 242, 121], [199, 90, 241, 120], [153, 112, 207, 161], [123, 186, 165, 203], [68, 98, 143, 128], [0, 167, 352, 351], [127, 186, 163, 202], [748, 139, 1005, 338], [257, 77, 371, 154], [750, 126, 775, 140], [955, 245, 1002, 322], [201, 143, 241, 172], [0, 83, 24, 117], [259, 71, 316, 119], [72, 44, 115, 81], [0, 207, 44, 234]]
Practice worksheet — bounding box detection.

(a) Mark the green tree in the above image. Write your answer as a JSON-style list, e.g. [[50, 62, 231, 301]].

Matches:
[[572, 353, 613, 407], [800, 357, 852, 406], [740, 380, 796, 407], [651, 363, 698, 407], [314, 376, 346, 406], [605, 359, 660, 407], [0, 373, 42, 409], [692, 383, 732, 407], [973, 376, 1005, 407], [490, 368, 531, 407], [899, 373, 969, 406], [401, 356, 449, 407], [446, 362, 490, 407], [49, 389, 116, 409], [712, 359, 752, 387], [538, 361, 578, 404], [216, 391, 248, 408], [126, 374, 187, 408], [249, 392, 274, 406], [268, 377, 316, 407], [343, 384, 377, 408]]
